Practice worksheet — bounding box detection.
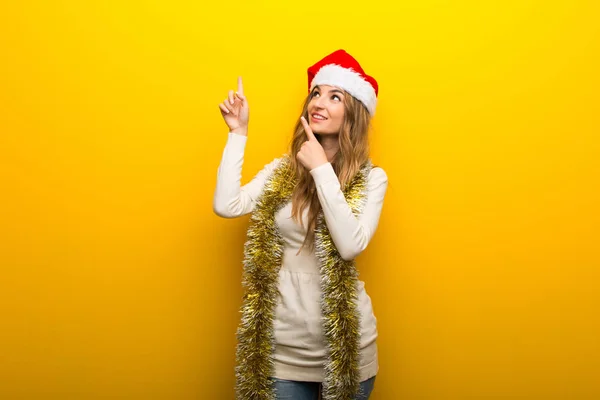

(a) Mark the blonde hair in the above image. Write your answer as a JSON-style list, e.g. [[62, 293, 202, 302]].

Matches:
[[288, 88, 372, 254]]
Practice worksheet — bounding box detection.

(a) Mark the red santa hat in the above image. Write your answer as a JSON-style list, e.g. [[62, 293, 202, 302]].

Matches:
[[307, 49, 379, 116]]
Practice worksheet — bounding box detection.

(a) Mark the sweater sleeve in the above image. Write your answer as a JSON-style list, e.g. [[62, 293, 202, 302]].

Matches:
[[309, 162, 389, 261], [213, 132, 282, 218]]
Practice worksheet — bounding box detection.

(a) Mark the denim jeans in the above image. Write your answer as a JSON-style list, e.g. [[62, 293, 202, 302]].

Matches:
[[271, 376, 376, 400]]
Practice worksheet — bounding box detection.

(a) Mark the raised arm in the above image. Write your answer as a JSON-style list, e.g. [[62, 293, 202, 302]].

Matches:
[[214, 76, 278, 218], [213, 132, 282, 218]]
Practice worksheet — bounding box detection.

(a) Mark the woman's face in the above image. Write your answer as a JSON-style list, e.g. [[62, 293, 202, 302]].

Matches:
[[307, 85, 345, 135]]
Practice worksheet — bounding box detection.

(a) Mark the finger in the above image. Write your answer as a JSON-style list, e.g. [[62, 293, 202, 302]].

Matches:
[[234, 91, 246, 104], [228, 90, 235, 105], [237, 76, 244, 95], [300, 116, 316, 141], [219, 103, 230, 114], [224, 99, 235, 114]]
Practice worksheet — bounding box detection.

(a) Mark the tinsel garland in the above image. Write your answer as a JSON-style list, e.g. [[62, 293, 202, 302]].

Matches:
[[234, 154, 372, 400]]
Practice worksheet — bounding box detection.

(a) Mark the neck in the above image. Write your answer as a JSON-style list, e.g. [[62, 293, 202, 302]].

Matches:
[[317, 134, 339, 162]]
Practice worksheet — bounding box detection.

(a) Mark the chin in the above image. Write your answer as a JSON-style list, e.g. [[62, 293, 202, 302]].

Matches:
[[309, 122, 340, 135], [311, 127, 333, 135]]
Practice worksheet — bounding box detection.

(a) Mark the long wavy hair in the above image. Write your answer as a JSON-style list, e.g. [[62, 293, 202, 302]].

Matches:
[[287, 88, 372, 254]]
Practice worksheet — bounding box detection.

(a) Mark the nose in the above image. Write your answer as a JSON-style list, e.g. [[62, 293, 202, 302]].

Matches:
[[314, 95, 326, 109]]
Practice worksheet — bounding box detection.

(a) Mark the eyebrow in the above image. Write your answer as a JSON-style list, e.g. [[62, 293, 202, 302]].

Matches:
[[314, 86, 345, 95]]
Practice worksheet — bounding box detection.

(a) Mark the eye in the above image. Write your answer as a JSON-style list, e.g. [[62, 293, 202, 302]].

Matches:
[[311, 91, 320, 98], [332, 94, 341, 101]]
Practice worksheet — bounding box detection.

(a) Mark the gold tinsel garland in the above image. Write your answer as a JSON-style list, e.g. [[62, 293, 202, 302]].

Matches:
[[234, 154, 372, 400]]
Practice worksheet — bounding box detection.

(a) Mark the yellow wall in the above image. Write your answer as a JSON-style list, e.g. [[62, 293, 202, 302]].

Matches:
[[1, 1, 599, 398]]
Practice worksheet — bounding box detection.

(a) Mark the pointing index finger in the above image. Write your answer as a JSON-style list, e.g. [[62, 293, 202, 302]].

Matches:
[[237, 76, 244, 95], [300, 116, 316, 141]]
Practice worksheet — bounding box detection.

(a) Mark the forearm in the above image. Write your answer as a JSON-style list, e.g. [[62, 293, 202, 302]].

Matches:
[[213, 132, 251, 218], [310, 163, 388, 261]]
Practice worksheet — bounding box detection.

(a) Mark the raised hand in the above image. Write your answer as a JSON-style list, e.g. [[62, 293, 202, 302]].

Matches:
[[219, 76, 249, 136]]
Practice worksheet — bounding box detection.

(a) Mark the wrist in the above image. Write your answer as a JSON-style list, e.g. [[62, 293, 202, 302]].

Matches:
[[231, 126, 248, 136]]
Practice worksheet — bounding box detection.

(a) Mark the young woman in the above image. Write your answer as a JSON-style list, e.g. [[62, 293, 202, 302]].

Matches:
[[213, 49, 388, 400]]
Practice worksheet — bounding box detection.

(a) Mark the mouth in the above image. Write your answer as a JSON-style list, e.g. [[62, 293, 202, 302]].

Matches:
[[310, 112, 327, 123]]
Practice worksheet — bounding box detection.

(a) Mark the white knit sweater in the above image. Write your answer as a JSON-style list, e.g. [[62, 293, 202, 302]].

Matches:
[[213, 132, 388, 382]]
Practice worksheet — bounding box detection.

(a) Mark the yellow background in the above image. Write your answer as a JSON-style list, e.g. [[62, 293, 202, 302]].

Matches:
[[1, 0, 599, 398]]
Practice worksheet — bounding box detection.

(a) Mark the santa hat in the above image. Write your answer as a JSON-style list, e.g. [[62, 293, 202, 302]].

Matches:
[[307, 49, 379, 116]]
